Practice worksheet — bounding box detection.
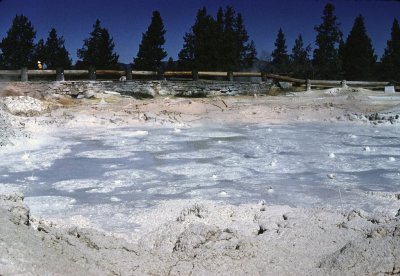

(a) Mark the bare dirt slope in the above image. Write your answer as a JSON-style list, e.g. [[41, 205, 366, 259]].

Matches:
[[35, 87, 400, 130]]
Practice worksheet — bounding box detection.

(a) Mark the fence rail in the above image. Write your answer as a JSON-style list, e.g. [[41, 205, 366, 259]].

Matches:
[[0, 67, 394, 90], [0, 70, 21, 76]]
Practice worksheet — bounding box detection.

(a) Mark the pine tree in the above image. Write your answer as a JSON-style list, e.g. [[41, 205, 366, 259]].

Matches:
[[291, 35, 312, 78], [221, 6, 237, 70], [313, 3, 343, 79], [381, 18, 400, 81], [0, 14, 36, 69], [342, 15, 376, 80], [178, 7, 217, 70], [177, 6, 256, 71], [33, 39, 46, 68], [165, 57, 176, 71], [45, 28, 72, 69], [236, 13, 257, 70], [215, 7, 224, 69], [77, 19, 119, 69], [133, 11, 167, 70], [242, 40, 257, 70], [271, 28, 289, 73], [178, 32, 196, 70], [195, 8, 220, 70]]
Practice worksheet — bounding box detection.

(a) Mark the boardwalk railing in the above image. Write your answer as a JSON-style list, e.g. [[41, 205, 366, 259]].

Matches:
[[0, 67, 394, 90]]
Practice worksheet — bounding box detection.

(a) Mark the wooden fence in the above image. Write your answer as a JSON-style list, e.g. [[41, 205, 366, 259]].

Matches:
[[0, 67, 393, 90]]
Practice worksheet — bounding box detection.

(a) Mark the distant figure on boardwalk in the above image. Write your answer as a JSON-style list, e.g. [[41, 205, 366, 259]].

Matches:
[[37, 61, 43, 70]]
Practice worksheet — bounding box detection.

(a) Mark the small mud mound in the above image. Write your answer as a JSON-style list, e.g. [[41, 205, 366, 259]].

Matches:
[[0, 96, 40, 147], [324, 87, 371, 96], [319, 225, 400, 275], [0, 96, 47, 116], [0, 109, 17, 147]]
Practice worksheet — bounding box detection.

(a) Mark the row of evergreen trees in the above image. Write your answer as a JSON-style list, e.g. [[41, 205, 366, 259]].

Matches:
[[270, 4, 400, 81], [0, 4, 399, 81]]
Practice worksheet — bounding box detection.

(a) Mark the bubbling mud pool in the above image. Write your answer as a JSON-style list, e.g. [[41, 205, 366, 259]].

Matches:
[[1, 123, 400, 235]]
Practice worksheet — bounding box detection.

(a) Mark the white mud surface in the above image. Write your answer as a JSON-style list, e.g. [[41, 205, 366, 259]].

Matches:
[[2, 123, 398, 233]]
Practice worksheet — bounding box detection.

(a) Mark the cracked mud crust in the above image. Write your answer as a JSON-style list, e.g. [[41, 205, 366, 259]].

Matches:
[[1, 195, 400, 275]]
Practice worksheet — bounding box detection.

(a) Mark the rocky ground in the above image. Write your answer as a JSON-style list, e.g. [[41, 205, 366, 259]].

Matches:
[[1, 82, 400, 275]]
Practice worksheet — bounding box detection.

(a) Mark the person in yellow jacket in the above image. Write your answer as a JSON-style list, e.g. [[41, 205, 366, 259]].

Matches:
[[37, 61, 43, 70]]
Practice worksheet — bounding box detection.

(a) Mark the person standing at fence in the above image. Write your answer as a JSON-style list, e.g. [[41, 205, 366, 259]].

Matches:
[[37, 61, 43, 70]]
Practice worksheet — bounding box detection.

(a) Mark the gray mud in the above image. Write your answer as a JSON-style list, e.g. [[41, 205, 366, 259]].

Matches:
[[1, 194, 399, 275]]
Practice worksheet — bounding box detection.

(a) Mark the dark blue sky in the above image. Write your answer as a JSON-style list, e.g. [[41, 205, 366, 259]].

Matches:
[[0, 0, 399, 63]]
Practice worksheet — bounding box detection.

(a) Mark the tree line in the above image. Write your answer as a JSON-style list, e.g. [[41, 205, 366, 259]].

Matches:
[[0, 3, 399, 81]]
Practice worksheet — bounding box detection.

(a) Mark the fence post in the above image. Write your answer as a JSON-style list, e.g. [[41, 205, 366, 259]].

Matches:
[[261, 72, 267, 82], [56, 68, 65, 81], [21, 67, 28, 82], [125, 66, 132, 80], [157, 68, 165, 80], [341, 80, 347, 88], [192, 70, 199, 81], [227, 71, 234, 81], [89, 67, 96, 80], [306, 79, 311, 91]]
